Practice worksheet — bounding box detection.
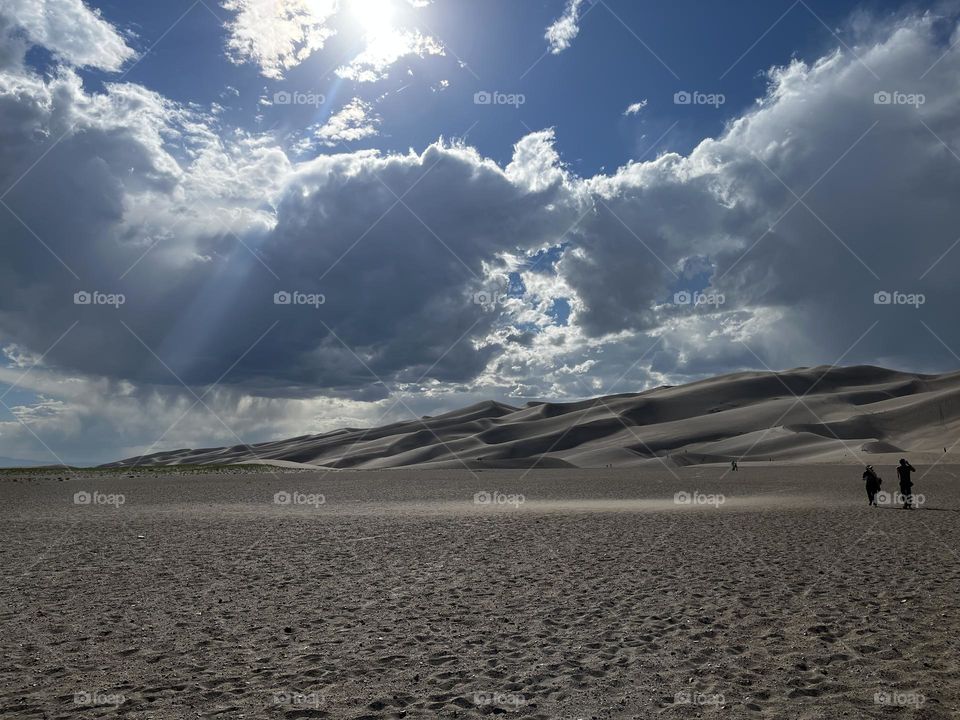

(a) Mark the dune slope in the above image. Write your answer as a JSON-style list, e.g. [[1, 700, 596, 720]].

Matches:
[[103, 365, 960, 468]]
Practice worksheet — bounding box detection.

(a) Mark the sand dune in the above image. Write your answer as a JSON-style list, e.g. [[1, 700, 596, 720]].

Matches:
[[104, 365, 960, 469]]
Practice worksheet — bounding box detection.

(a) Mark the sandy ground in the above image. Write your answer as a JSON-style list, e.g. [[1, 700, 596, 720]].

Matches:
[[2, 464, 959, 719]]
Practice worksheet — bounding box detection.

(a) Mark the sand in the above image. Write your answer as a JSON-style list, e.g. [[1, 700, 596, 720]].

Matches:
[[2, 463, 959, 719], [102, 365, 960, 470]]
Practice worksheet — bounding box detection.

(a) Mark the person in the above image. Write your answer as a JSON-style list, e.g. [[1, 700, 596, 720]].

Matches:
[[863, 465, 882, 506], [731, 459, 739, 472], [897, 458, 917, 509]]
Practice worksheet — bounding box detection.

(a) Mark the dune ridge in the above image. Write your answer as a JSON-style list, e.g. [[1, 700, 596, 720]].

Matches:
[[103, 365, 960, 469]]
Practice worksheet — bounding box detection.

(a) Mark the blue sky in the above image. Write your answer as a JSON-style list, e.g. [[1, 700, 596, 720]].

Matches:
[[1, 0, 959, 464]]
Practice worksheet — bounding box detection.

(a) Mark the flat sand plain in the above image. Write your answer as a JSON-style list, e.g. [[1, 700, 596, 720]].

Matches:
[[2, 464, 959, 719]]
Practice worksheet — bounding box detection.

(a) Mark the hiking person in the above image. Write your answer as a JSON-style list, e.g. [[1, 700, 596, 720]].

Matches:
[[897, 458, 917, 509], [863, 465, 882, 506], [731, 459, 738, 472]]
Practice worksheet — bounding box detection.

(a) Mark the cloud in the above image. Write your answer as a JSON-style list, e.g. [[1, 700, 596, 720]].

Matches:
[[221, 0, 338, 79], [0, 362, 399, 464], [0, 0, 134, 71], [2, 343, 42, 369], [336, 28, 444, 82], [623, 99, 647, 116], [557, 13, 960, 380], [505, 129, 567, 192], [314, 97, 380, 145], [545, 0, 586, 54], [221, 0, 444, 81], [0, 42, 576, 403]]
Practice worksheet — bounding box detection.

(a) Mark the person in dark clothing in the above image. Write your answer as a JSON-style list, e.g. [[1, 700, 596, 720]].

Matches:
[[897, 458, 917, 509], [731, 459, 739, 472], [863, 465, 882, 506]]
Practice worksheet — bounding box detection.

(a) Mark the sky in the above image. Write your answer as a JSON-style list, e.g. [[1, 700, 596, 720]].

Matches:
[[1, 0, 959, 465]]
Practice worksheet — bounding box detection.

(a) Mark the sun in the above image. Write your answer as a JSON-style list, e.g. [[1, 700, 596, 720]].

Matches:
[[346, 0, 396, 37]]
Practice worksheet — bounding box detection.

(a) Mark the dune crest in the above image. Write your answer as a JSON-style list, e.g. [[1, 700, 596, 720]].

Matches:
[[103, 365, 960, 469]]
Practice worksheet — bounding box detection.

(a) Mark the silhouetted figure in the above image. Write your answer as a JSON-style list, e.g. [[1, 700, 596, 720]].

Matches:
[[731, 459, 739, 472], [863, 465, 882, 506], [897, 458, 916, 509]]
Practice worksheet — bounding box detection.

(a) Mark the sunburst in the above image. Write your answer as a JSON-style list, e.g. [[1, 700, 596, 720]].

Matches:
[[345, 0, 396, 37]]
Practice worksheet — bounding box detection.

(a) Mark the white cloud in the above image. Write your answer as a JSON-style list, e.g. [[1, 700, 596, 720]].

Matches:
[[222, 0, 337, 79], [624, 99, 647, 116], [3, 343, 42, 369], [9, 395, 65, 423], [221, 0, 444, 81], [505, 129, 567, 192], [336, 28, 443, 82], [0, 0, 134, 71], [314, 97, 380, 145], [545, 0, 585, 54]]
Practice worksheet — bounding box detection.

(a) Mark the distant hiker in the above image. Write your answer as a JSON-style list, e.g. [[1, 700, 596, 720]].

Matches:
[[897, 458, 917, 509], [863, 465, 882, 506], [731, 459, 739, 472]]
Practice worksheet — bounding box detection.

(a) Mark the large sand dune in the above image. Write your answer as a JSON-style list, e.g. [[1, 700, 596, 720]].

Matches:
[[104, 365, 960, 469]]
